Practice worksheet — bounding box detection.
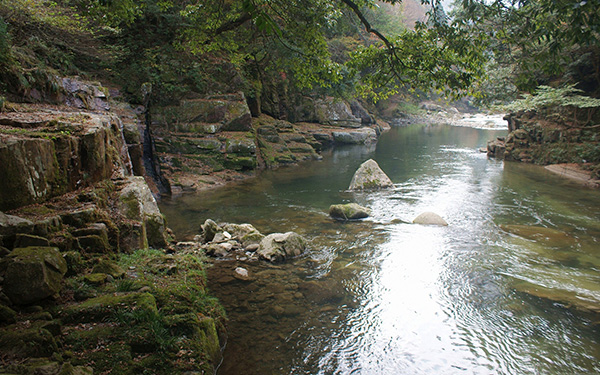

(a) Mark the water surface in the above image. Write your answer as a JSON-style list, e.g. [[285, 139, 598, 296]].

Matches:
[[160, 123, 600, 374]]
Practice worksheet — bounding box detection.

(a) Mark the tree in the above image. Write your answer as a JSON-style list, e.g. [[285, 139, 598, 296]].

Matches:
[[73, 0, 486, 103], [452, 0, 600, 104]]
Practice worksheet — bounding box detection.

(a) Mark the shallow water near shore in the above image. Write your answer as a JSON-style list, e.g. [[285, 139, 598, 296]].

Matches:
[[160, 123, 600, 374]]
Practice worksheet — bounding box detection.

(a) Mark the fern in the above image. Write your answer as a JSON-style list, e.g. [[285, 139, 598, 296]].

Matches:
[[504, 85, 600, 112]]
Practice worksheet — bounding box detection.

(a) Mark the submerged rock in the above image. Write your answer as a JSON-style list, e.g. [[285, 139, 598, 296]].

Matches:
[[257, 232, 307, 262], [2, 247, 68, 305], [329, 203, 370, 221], [412, 212, 448, 226], [348, 159, 393, 190], [500, 224, 575, 247]]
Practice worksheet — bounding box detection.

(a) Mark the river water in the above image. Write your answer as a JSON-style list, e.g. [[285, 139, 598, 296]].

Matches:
[[159, 123, 600, 375]]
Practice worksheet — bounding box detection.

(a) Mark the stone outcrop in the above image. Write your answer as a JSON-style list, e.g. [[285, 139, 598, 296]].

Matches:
[[332, 128, 377, 145], [314, 97, 362, 128], [329, 203, 370, 220], [348, 159, 394, 190], [0, 110, 133, 211], [412, 212, 448, 226], [1, 246, 67, 305], [257, 232, 307, 262], [117, 176, 168, 249], [487, 112, 599, 184], [154, 92, 252, 133]]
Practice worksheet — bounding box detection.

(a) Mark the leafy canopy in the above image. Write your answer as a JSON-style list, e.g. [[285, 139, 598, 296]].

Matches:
[[71, 0, 487, 102]]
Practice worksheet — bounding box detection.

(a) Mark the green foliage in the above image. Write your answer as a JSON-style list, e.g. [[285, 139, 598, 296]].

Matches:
[[452, 0, 600, 102], [349, 22, 486, 101], [0, 16, 10, 67], [503, 85, 600, 112]]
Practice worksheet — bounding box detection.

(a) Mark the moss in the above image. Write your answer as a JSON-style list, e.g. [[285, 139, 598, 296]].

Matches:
[[119, 192, 140, 220], [83, 273, 109, 285], [0, 326, 58, 358], [60, 292, 158, 323], [92, 259, 125, 278]]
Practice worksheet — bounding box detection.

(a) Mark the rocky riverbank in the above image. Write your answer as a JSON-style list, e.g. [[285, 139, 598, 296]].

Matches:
[[150, 93, 391, 194], [486, 111, 600, 187], [0, 71, 395, 374]]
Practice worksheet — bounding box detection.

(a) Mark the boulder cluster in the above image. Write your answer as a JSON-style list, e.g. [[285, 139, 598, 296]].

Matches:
[[177, 219, 308, 263]]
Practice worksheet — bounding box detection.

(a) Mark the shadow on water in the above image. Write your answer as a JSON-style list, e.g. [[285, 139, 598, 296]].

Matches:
[[159, 124, 600, 375]]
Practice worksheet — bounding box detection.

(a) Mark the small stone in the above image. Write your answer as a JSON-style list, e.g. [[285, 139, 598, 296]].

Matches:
[[244, 243, 259, 252], [234, 267, 252, 281]]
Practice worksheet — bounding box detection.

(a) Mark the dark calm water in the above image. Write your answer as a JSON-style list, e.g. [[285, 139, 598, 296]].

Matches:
[[159, 123, 600, 375]]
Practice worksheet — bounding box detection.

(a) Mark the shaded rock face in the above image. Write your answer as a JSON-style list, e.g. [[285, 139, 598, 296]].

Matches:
[[329, 203, 370, 221], [257, 232, 307, 262], [314, 97, 362, 128], [2, 246, 67, 305], [412, 212, 448, 226], [0, 111, 132, 211], [332, 128, 377, 145], [349, 159, 393, 190], [153, 92, 252, 133]]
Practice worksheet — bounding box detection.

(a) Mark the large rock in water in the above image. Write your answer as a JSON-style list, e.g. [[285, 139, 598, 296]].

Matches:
[[349, 159, 393, 190], [257, 232, 307, 262], [329, 203, 370, 220], [412, 212, 448, 226], [2, 247, 67, 305]]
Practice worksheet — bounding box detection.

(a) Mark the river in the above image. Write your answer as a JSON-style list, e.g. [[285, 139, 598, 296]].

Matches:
[[159, 122, 600, 374]]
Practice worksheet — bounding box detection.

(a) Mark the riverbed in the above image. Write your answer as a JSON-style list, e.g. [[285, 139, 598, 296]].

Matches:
[[160, 122, 600, 374]]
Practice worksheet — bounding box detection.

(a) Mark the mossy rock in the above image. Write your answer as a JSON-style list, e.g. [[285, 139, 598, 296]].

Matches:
[[84, 273, 109, 286], [63, 251, 84, 276], [76, 234, 110, 252], [224, 155, 256, 171], [92, 259, 125, 278], [13, 233, 50, 248], [329, 203, 370, 221], [0, 326, 58, 358], [60, 292, 157, 323], [0, 303, 17, 324], [2, 247, 67, 305]]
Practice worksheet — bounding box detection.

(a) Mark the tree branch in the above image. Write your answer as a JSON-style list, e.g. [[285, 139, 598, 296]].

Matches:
[[213, 12, 253, 36], [338, 0, 406, 81]]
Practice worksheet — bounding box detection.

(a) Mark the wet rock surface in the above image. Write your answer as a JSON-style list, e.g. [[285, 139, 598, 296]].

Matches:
[[329, 203, 370, 221], [348, 159, 394, 190]]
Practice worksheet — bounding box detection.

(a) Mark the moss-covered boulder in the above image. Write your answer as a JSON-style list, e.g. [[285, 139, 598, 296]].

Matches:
[[2, 247, 67, 305], [329, 203, 371, 221], [92, 259, 125, 278], [0, 325, 58, 358], [257, 232, 307, 262], [348, 159, 393, 190]]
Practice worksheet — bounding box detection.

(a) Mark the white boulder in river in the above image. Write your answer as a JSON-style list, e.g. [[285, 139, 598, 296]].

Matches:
[[257, 232, 307, 262], [349, 159, 393, 190], [412, 212, 448, 226]]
